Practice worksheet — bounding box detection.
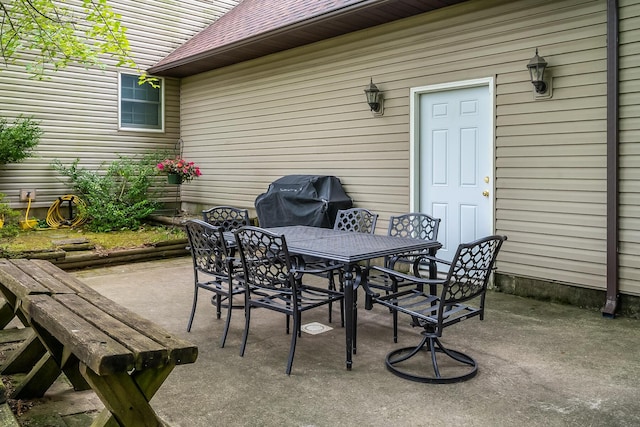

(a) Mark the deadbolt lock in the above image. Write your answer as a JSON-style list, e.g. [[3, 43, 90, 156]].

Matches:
[[484, 176, 490, 183]]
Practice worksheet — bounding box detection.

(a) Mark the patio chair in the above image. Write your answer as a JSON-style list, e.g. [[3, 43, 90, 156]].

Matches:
[[185, 219, 244, 348], [365, 234, 506, 383], [324, 208, 379, 325], [234, 226, 344, 375], [202, 206, 250, 231], [366, 213, 441, 342], [201, 206, 250, 301], [333, 207, 378, 234]]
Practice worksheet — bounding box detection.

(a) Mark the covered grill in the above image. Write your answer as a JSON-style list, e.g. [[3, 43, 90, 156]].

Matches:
[[255, 175, 353, 228]]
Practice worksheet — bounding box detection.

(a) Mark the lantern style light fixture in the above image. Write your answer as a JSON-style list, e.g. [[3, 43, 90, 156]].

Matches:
[[364, 78, 384, 116], [527, 48, 550, 97]]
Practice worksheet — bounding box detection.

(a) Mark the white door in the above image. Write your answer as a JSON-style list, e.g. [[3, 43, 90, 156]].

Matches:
[[417, 83, 493, 262]]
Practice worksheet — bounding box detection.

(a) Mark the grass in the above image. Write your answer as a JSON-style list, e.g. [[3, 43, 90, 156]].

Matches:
[[0, 223, 186, 255]]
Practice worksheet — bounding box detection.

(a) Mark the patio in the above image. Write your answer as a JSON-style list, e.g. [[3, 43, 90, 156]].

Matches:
[[13, 256, 640, 426]]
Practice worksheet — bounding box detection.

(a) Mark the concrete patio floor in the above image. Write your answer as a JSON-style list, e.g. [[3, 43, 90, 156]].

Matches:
[[18, 256, 640, 426]]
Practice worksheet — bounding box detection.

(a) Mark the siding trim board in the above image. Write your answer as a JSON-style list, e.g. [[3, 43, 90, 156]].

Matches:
[[603, 0, 619, 317]]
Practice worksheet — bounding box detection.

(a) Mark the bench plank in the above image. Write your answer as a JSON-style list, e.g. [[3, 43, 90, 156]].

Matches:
[[10, 259, 77, 295], [12, 260, 197, 365], [76, 291, 198, 366], [27, 295, 134, 375], [0, 260, 49, 300], [54, 294, 169, 371], [30, 259, 96, 294]]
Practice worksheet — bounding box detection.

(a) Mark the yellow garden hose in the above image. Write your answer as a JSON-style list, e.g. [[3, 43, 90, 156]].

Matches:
[[46, 195, 87, 228], [19, 196, 38, 230]]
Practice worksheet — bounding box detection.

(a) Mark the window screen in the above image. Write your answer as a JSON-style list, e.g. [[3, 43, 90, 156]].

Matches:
[[120, 74, 163, 131]]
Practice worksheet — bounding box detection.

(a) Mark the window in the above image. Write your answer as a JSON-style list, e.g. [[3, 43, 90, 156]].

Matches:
[[119, 73, 164, 131]]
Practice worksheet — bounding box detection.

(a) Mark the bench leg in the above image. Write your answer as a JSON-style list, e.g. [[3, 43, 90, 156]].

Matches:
[[0, 300, 15, 329], [29, 323, 91, 392], [80, 363, 175, 427], [11, 353, 60, 399], [1, 330, 46, 375], [2, 329, 91, 398]]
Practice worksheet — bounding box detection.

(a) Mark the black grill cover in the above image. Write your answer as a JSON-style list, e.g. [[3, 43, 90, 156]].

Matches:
[[255, 175, 353, 228]]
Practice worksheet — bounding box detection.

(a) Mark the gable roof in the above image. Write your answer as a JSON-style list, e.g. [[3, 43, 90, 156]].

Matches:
[[148, 0, 468, 77]]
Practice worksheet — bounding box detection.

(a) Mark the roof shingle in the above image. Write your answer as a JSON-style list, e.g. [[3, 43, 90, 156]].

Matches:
[[149, 0, 467, 77]]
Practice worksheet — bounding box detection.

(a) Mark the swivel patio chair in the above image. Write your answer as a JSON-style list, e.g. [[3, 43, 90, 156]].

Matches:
[[234, 226, 344, 375], [366, 234, 506, 383], [185, 219, 244, 348], [366, 212, 441, 342]]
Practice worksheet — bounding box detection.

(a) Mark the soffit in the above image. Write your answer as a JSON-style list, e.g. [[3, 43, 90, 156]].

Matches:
[[148, 0, 468, 77]]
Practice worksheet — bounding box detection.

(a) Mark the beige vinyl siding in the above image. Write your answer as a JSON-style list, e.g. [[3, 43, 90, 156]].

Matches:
[[0, 0, 238, 209], [180, 0, 616, 293], [619, 0, 640, 296]]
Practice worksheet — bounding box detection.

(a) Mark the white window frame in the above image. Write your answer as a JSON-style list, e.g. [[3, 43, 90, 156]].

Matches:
[[118, 72, 165, 132]]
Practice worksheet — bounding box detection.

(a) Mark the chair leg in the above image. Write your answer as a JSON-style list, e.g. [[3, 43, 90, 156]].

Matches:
[[338, 271, 345, 327], [385, 335, 478, 384], [286, 312, 300, 375], [392, 310, 398, 343], [353, 290, 357, 354], [286, 314, 290, 335], [187, 286, 198, 332], [215, 294, 222, 319], [220, 294, 233, 348], [240, 304, 251, 357], [328, 272, 335, 323]]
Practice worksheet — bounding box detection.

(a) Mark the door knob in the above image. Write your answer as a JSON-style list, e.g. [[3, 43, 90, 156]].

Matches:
[[482, 190, 490, 197]]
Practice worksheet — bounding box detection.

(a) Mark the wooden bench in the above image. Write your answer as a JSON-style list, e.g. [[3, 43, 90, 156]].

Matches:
[[0, 258, 198, 426]]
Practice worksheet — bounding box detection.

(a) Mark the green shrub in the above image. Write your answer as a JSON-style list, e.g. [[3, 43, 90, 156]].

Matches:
[[0, 193, 21, 238], [52, 153, 164, 232], [0, 116, 42, 165]]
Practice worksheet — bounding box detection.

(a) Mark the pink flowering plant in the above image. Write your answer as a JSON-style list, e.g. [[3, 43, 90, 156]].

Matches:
[[157, 157, 202, 182]]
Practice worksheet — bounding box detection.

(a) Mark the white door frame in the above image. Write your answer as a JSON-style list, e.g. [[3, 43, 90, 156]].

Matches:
[[409, 77, 496, 232]]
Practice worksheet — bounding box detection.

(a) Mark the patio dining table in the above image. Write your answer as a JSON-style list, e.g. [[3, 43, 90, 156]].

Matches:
[[266, 225, 442, 370]]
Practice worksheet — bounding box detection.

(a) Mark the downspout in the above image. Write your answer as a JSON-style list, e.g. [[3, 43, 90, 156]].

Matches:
[[602, 0, 619, 318]]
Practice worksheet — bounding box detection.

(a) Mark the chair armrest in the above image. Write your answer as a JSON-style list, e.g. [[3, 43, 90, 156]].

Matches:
[[292, 263, 343, 276], [369, 265, 443, 286], [291, 255, 343, 277], [411, 254, 452, 267], [364, 265, 445, 310]]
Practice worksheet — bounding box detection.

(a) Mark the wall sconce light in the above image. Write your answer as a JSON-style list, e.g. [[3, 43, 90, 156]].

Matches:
[[364, 78, 384, 116], [527, 48, 552, 99]]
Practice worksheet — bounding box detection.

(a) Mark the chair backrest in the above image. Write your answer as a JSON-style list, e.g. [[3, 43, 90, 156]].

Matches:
[[333, 208, 378, 234], [441, 235, 507, 307], [185, 219, 232, 279], [202, 206, 250, 231], [388, 213, 440, 241], [234, 226, 295, 294]]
